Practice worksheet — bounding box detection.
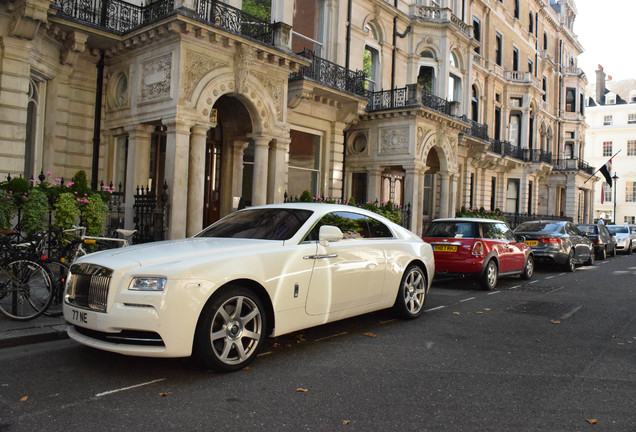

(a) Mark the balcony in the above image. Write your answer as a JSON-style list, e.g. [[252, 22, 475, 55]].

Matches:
[[461, 118, 489, 141], [289, 49, 366, 97], [412, 6, 472, 38], [366, 84, 457, 117], [524, 148, 553, 164], [552, 157, 596, 175], [50, 0, 274, 45], [505, 71, 541, 89], [489, 140, 524, 161]]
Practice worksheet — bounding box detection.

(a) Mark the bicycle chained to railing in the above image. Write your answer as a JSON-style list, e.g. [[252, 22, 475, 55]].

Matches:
[[0, 226, 136, 320]]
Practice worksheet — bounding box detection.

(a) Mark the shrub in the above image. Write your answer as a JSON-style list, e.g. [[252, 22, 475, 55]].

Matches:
[[21, 188, 49, 235], [54, 192, 81, 229]]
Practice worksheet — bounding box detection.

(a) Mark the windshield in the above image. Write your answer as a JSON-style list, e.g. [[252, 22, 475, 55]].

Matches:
[[607, 225, 629, 234], [515, 222, 563, 233], [425, 221, 477, 238], [197, 208, 313, 240]]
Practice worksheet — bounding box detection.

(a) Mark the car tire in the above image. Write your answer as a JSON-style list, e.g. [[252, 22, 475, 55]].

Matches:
[[392, 265, 427, 319], [480, 260, 498, 291], [610, 245, 617, 257], [585, 248, 595, 266], [629, 242, 634, 255], [194, 287, 267, 372], [520, 255, 534, 280], [598, 247, 606, 260], [564, 250, 576, 272]]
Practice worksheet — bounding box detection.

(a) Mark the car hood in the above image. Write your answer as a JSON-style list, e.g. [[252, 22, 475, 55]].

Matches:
[[74, 237, 287, 270]]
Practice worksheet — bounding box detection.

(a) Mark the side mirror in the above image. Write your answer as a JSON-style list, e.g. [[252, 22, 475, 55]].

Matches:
[[516, 235, 526, 243], [611, 232, 616, 237], [319, 225, 344, 246]]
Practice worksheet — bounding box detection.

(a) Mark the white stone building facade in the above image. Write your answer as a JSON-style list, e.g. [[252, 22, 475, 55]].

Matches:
[[1, 0, 596, 239]]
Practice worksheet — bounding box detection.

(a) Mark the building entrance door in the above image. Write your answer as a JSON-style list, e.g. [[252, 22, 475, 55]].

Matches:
[[203, 138, 223, 227]]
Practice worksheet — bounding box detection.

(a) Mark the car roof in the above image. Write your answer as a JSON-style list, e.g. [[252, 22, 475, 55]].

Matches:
[[431, 217, 506, 223]]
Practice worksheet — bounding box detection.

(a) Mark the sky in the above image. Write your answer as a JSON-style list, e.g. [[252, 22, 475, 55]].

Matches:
[[574, 0, 636, 82]]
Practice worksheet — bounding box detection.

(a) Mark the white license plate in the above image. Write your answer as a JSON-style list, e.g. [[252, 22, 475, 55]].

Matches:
[[69, 307, 91, 326]]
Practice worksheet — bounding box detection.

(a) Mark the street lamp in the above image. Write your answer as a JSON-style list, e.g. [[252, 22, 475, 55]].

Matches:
[[613, 173, 619, 224]]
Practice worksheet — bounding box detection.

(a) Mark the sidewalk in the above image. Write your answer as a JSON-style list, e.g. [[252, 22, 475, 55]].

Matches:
[[0, 313, 68, 349]]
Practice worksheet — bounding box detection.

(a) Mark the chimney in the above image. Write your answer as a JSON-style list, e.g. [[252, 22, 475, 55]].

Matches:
[[596, 65, 606, 103]]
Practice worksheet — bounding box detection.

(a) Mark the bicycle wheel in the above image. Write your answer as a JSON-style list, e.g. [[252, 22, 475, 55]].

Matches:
[[42, 260, 69, 317], [0, 259, 53, 321]]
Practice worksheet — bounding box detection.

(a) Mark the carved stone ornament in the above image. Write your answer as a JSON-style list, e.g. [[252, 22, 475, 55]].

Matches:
[[234, 44, 253, 94], [380, 128, 409, 154], [140, 53, 172, 103], [9, 0, 50, 40], [252, 71, 284, 121], [184, 50, 227, 99]]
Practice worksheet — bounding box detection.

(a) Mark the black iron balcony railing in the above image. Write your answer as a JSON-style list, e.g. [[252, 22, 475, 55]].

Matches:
[[196, 0, 273, 45], [489, 140, 524, 160], [51, 0, 173, 34], [523, 148, 553, 164], [366, 84, 454, 116], [51, 0, 274, 45], [289, 49, 366, 97], [461, 117, 489, 141], [552, 157, 596, 175]]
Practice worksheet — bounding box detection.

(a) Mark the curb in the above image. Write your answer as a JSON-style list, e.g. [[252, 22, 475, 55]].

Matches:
[[0, 324, 69, 349]]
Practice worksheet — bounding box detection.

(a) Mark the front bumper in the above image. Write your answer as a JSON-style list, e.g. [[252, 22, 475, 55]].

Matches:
[[63, 281, 204, 358]]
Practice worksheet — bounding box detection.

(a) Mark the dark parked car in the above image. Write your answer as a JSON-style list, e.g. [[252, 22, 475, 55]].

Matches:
[[577, 224, 617, 260], [514, 220, 594, 271], [423, 218, 534, 290]]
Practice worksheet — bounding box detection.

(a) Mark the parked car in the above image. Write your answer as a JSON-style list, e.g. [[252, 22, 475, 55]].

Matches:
[[576, 224, 617, 259], [606, 225, 636, 254], [513, 220, 594, 271], [422, 218, 533, 291], [63, 203, 435, 372]]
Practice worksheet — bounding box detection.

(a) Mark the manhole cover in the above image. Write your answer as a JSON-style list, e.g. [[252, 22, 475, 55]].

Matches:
[[507, 301, 582, 320]]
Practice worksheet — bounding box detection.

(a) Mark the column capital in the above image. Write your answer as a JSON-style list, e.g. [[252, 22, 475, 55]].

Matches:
[[190, 124, 209, 137], [164, 118, 194, 134], [124, 124, 155, 138], [249, 135, 271, 147]]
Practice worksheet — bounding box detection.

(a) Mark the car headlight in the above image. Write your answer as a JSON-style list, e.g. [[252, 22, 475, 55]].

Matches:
[[129, 277, 167, 291]]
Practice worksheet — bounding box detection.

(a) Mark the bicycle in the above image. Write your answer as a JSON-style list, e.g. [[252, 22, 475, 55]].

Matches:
[[60, 226, 136, 265], [0, 235, 54, 321]]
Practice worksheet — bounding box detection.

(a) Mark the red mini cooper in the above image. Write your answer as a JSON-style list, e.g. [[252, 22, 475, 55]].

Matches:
[[422, 218, 534, 290]]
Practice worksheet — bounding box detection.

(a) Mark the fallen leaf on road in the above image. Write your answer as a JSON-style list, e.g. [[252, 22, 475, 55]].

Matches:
[[611, 335, 616, 339], [296, 388, 308, 392], [343, 420, 350, 425], [617, 343, 625, 346], [364, 332, 377, 338], [628, 341, 633, 344], [484, 308, 491, 311], [476, 311, 484, 315], [20, 396, 28, 402], [551, 319, 561, 324], [453, 312, 461, 315], [242, 366, 251, 371], [273, 342, 280, 348], [586, 419, 598, 424], [158, 392, 172, 397]]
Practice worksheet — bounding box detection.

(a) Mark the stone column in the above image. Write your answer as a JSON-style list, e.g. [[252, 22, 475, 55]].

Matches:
[[367, 168, 383, 203], [123, 124, 154, 229], [404, 166, 423, 234], [268, 137, 290, 203], [231, 141, 249, 206], [438, 171, 450, 218], [251, 136, 270, 206], [186, 125, 208, 237], [165, 120, 193, 239], [449, 173, 458, 217], [329, 122, 346, 200]]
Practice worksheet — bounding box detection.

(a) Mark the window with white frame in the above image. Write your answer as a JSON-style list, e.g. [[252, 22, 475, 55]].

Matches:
[[363, 23, 380, 92], [448, 51, 462, 102], [603, 141, 613, 157], [603, 115, 613, 126], [603, 183, 612, 203], [626, 181, 636, 203], [628, 140, 636, 156], [625, 216, 636, 224], [629, 114, 636, 124], [288, 129, 321, 197], [25, 76, 46, 179]]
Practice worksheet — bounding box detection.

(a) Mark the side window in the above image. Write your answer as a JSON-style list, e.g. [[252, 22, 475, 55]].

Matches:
[[306, 211, 372, 241], [367, 216, 394, 238], [481, 223, 498, 239], [567, 223, 582, 236], [497, 223, 516, 241]]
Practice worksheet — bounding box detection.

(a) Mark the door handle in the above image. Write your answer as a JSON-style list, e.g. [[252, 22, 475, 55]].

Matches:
[[303, 254, 338, 260]]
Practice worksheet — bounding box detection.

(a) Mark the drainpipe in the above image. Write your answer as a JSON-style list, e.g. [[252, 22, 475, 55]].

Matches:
[[91, 51, 105, 190], [345, 0, 352, 70]]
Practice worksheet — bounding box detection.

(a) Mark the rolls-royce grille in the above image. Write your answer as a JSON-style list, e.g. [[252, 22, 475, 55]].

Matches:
[[66, 264, 113, 313]]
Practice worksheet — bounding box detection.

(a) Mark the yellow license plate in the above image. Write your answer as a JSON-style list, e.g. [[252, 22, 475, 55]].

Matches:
[[434, 245, 457, 252], [525, 240, 538, 246]]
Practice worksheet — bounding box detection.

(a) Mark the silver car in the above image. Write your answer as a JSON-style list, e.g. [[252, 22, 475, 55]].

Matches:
[[606, 225, 636, 254]]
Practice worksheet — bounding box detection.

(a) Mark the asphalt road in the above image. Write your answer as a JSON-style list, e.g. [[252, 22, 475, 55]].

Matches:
[[1, 254, 635, 431]]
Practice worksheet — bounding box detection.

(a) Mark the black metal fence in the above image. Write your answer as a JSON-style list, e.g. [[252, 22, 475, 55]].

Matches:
[[503, 212, 573, 230], [195, 0, 273, 44], [366, 84, 454, 117], [290, 49, 367, 97]]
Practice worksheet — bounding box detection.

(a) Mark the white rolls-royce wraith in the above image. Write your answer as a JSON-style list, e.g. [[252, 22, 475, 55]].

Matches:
[[63, 203, 434, 372]]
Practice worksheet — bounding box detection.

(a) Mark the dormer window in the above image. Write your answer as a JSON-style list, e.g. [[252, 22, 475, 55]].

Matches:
[[607, 96, 616, 105]]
